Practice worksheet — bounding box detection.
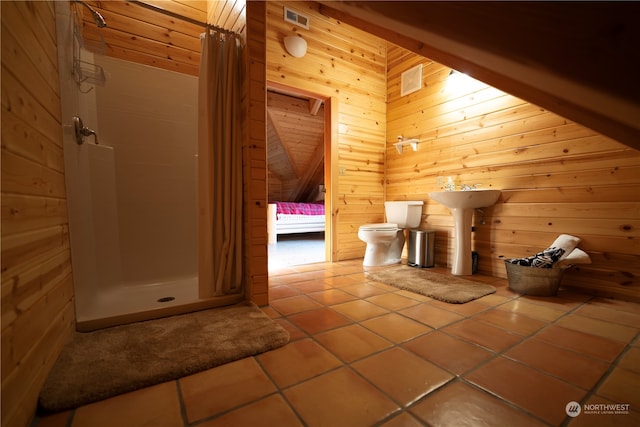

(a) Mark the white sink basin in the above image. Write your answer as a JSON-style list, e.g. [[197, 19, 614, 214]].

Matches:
[[428, 189, 501, 275], [428, 190, 501, 209]]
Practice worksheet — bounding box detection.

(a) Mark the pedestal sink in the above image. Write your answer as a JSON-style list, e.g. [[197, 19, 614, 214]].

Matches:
[[428, 190, 501, 275]]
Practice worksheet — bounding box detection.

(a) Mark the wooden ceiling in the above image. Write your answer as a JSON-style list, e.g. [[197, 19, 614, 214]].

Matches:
[[267, 90, 324, 202]]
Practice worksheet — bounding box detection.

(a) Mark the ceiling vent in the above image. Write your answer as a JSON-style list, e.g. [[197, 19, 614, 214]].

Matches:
[[284, 7, 309, 30]]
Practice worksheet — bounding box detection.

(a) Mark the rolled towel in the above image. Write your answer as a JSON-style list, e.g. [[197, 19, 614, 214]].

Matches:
[[548, 234, 581, 262], [556, 248, 591, 267]]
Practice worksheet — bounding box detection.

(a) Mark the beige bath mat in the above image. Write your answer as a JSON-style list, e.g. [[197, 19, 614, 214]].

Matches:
[[366, 266, 496, 303], [38, 302, 289, 413]]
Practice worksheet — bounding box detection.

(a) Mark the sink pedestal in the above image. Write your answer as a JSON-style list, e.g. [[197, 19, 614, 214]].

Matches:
[[428, 190, 501, 276], [451, 208, 474, 275]]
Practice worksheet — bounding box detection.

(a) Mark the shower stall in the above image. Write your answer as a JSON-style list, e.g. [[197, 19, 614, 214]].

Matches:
[[56, 2, 242, 331]]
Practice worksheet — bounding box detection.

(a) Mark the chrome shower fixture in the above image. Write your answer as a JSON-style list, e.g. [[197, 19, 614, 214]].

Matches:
[[73, 0, 107, 28], [73, 116, 99, 145]]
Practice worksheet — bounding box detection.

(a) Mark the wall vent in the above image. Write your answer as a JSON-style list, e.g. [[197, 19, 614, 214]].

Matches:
[[284, 7, 309, 30]]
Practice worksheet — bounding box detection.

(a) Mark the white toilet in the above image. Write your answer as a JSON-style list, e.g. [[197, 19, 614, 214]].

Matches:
[[358, 201, 424, 266]]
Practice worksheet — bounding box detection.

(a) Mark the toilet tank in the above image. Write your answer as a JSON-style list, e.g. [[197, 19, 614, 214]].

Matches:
[[384, 201, 424, 228]]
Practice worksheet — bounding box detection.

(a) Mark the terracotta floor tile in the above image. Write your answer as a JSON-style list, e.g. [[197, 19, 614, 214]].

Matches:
[[284, 367, 400, 427], [498, 298, 567, 322], [442, 318, 524, 352], [575, 304, 640, 329], [352, 347, 454, 407], [269, 295, 323, 316], [474, 308, 547, 336], [322, 274, 362, 288], [398, 303, 465, 328], [307, 288, 358, 305], [261, 305, 281, 319], [197, 394, 302, 427], [314, 324, 393, 363], [427, 299, 489, 316], [618, 347, 640, 374], [256, 338, 342, 388], [34, 257, 640, 427], [476, 293, 512, 307], [465, 357, 586, 425], [505, 339, 610, 390], [519, 291, 591, 311], [379, 412, 424, 427], [366, 293, 421, 311], [340, 282, 391, 298], [361, 313, 432, 343], [411, 380, 548, 427], [179, 357, 276, 423], [331, 299, 389, 321], [596, 367, 640, 409], [288, 280, 332, 293], [269, 285, 300, 300], [556, 314, 638, 343], [590, 297, 640, 315], [403, 331, 495, 375], [71, 381, 182, 427], [287, 307, 352, 334], [566, 395, 640, 427], [536, 325, 626, 363], [393, 289, 432, 302], [273, 317, 307, 341]]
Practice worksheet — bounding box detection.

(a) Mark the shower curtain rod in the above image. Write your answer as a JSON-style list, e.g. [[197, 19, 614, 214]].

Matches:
[[129, 0, 237, 36]]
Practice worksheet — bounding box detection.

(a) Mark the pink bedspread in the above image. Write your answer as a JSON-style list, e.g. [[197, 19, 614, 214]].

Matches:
[[274, 201, 325, 216]]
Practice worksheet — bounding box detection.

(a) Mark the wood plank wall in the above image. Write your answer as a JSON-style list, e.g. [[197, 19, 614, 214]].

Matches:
[[385, 45, 640, 301], [1, 2, 76, 426], [80, 0, 206, 76], [245, 1, 269, 305], [265, 0, 388, 260]]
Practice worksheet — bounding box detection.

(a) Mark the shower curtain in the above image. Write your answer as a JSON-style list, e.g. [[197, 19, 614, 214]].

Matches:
[[198, 29, 244, 297]]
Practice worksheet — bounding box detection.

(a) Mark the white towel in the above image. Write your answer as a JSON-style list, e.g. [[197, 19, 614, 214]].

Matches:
[[556, 248, 591, 267], [547, 234, 581, 262]]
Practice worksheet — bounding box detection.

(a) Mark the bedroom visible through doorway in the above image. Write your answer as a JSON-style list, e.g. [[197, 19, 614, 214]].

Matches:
[[266, 85, 328, 270]]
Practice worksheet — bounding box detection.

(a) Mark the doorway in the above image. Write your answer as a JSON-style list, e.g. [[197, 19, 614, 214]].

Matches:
[[266, 83, 332, 270]]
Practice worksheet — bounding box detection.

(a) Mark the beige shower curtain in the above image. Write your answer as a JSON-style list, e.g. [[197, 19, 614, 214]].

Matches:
[[198, 29, 244, 297]]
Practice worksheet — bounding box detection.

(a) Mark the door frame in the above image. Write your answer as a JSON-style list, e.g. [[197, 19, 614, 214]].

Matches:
[[265, 81, 336, 263]]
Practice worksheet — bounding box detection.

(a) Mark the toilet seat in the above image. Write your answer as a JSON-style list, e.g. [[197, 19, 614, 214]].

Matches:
[[359, 223, 398, 231]]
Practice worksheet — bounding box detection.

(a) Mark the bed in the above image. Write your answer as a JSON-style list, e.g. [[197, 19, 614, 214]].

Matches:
[[268, 201, 325, 244]]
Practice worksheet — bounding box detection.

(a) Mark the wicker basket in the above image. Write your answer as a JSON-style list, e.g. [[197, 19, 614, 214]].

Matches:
[[504, 260, 570, 296]]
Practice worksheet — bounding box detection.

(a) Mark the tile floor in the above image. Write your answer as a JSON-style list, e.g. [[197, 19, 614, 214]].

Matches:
[[36, 260, 640, 427]]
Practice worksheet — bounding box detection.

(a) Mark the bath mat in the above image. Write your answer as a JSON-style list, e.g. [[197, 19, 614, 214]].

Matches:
[[38, 302, 289, 413], [366, 266, 496, 303]]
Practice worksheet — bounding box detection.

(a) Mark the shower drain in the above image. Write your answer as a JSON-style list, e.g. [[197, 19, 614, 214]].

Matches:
[[157, 296, 175, 303]]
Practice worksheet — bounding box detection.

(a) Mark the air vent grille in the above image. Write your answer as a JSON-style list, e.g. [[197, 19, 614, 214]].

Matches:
[[284, 7, 309, 30]]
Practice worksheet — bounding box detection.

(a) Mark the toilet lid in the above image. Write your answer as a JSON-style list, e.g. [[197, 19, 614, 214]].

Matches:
[[360, 223, 398, 231]]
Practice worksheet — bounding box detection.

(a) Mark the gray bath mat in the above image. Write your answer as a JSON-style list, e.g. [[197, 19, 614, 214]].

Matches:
[[366, 266, 496, 303]]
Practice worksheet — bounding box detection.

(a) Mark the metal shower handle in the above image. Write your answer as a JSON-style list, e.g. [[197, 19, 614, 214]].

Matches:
[[73, 116, 99, 145]]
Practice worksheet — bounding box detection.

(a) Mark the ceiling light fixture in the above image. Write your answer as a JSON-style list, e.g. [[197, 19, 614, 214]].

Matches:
[[284, 35, 307, 58]]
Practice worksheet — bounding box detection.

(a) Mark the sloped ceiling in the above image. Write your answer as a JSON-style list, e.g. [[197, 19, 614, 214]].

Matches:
[[319, 1, 640, 152], [267, 90, 324, 202]]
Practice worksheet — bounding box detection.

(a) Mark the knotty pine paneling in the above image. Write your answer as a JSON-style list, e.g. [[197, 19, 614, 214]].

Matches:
[[385, 44, 640, 301], [245, 1, 268, 305], [1, 2, 75, 427], [266, 1, 387, 261], [80, 0, 207, 76]]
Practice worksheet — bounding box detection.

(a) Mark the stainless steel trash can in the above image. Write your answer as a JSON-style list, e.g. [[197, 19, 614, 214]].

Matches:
[[408, 229, 435, 267]]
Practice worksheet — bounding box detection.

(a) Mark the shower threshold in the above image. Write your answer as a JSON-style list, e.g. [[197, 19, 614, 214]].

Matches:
[[75, 276, 243, 331]]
